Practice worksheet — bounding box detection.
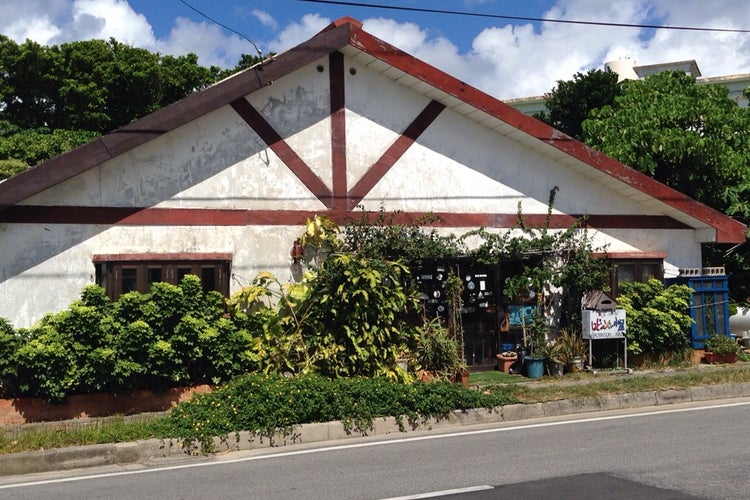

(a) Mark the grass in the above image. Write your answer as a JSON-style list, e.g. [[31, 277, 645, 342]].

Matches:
[[0, 416, 168, 455], [2, 363, 749, 455], [472, 364, 750, 403]]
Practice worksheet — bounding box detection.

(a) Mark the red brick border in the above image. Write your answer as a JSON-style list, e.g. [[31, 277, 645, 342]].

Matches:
[[0, 385, 211, 426]]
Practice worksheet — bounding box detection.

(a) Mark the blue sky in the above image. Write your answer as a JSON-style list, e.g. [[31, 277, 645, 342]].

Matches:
[[3, 0, 749, 99]]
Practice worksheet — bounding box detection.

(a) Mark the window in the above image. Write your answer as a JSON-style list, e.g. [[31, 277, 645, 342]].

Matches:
[[610, 258, 663, 296], [94, 253, 231, 300]]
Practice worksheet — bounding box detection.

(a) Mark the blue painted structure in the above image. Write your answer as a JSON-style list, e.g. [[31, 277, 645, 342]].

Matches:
[[665, 275, 731, 348]]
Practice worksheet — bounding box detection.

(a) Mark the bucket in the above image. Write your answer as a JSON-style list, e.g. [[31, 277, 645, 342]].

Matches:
[[525, 356, 545, 379]]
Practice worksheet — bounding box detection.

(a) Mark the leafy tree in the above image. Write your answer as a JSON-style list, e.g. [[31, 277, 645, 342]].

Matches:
[[0, 36, 223, 135], [0, 37, 228, 171], [617, 279, 693, 357], [582, 71, 750, 219], [0, 123, 97, 171], [227, 53, 271, 74], [579, 71, 750, 302], [535, 69, 621, 140], [0, 36, 61, 130], [0, 158, 28, 180]]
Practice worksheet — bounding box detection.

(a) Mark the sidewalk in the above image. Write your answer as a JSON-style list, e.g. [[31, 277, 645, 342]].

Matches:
[[2, 365, 749, 477]]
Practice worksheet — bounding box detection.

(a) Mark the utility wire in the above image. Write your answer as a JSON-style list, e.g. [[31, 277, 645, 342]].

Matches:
[[179, 0, 263, 56], [297, 0, 750, 33]]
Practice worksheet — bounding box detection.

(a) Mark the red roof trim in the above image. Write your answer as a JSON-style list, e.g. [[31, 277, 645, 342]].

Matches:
[[330, 51, 348, 210], [592, 251, 668, 259], [0, 18, 744, 244], [341, 20, 747, 243]]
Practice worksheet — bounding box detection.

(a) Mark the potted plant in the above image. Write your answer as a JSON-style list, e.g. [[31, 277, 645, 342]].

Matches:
[[496, 349, 518, 373], [414, 316, 463, 382], [545, 340, 565, 377], [704, 334, 739, 364], [524, 313, 550, 379], [558, 327, 588, 373]]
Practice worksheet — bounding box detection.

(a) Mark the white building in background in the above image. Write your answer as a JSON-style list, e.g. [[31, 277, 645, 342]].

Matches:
[[506, 59, 750, 115]]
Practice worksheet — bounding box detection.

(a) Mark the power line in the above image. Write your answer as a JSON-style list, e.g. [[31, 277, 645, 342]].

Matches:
[[297, 0, 750, 34], [179, 0, 263, 56]]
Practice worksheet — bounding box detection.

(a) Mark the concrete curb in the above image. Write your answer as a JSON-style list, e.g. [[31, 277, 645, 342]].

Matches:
[[3, 381, 750, 476]]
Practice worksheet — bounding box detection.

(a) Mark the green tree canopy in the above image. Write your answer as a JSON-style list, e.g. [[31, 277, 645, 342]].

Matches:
[[573, 71, 750, 303], [0, 36, 261, 173], [582, 71, 750, 220], [0, 36, 224, 135], [535, 69, 621, 140]]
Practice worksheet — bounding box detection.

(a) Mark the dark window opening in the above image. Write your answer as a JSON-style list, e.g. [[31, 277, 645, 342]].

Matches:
[[95, 259, 230, 300], [610, 259, 663, 296]]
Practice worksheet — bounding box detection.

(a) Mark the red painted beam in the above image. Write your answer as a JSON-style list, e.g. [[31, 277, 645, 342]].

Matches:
[[329, 51, 348, 210], [347, 100, 446, 209], [0, 205, 692, 231], [230, 97, 333, 208]]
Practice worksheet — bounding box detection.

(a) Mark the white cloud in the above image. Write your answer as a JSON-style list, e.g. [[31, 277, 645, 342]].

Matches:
[[266, 13, 331, 54], [251, 9, 278, 31], [1, 0, 67, 44], [154, 17, 252, 67], [3, 16, 62, 45], [68, 0, 155, 46], [0, 0, 747, 100], [357, 0, 750, 99]]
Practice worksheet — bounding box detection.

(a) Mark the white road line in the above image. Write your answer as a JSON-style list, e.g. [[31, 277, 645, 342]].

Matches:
[[381, 484, 494, 499], [2, 399, 749, 490]]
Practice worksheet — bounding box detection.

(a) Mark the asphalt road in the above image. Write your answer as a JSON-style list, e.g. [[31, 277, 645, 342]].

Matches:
[[2, 398, 749, 499]]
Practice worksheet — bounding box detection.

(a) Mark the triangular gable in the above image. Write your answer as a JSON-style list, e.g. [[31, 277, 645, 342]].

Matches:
[[0, 17, 745, 243]]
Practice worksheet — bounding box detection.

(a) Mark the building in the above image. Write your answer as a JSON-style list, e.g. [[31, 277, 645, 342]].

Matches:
[[507, 58, 750, 115], [0, 18, 745, 332]]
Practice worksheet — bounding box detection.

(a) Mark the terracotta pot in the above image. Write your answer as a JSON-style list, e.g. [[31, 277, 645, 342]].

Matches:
[[704, 352, 738, 364], [567, 356, 584, 373], [455, 370, 470, 387], [496, 355, 517, 373]]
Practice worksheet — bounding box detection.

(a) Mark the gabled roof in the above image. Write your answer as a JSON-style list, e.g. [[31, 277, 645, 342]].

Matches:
[[0, 17, 745, 243]]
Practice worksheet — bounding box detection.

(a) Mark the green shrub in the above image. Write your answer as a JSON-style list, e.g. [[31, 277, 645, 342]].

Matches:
[[414, 316, 462, 379], [617, 279, 693, 356], [298, 254, 419, 379], [159, 373, 515, 451], [705, 334, 739, 355], [0, 318, 19, 382], [4, 275, 257, 401], [13, 324, 77, 402]]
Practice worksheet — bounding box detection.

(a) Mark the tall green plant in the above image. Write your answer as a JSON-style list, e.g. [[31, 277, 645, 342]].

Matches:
[[228, 271, 314, 375], [617, 279, 693, 356], [299, 254, 420, 379], [341, 205, 463, 260], [464, 187, 610, 328]]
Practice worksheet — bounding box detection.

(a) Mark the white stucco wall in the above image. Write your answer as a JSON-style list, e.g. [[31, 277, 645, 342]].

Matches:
[[0, 52, 710, 328]]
